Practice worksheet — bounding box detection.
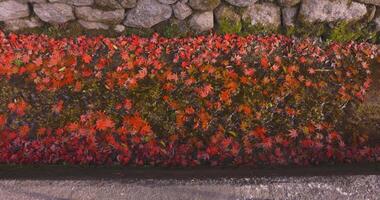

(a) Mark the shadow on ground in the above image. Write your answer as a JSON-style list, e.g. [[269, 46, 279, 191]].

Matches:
[[0, 163, 379, 180]]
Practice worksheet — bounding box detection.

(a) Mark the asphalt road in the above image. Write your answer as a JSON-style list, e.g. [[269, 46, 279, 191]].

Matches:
[[0, 165, 379, 200], [0, 175, 379, 200]]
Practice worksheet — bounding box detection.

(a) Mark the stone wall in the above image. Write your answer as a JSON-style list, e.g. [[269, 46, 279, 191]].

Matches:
[[0, 0, 380, 38]]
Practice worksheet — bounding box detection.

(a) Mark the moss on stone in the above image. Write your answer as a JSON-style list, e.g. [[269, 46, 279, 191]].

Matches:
[[240, 21, 279, 36], [10, 22, 119, 38], [215, 5, 242, 34], [153, 20, 190, 38], [0, 17, 378, 44], [123, 27, 155, 37], [327, 21, 377, 43], [283, 26, 296, 37], [293, 21, 327, 38], [218, 17, 242, 34]]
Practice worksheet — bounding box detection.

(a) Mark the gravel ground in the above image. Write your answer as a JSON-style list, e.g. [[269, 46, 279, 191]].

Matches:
[[0, 175, 379, 200]]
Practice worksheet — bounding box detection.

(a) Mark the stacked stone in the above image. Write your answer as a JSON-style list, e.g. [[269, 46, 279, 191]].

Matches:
[[0, 0, 379, 33]]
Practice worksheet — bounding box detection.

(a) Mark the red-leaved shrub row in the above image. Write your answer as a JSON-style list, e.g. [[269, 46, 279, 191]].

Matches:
[[0, 31, 379, 166]]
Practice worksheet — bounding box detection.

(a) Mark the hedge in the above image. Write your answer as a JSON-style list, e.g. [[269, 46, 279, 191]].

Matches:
[[0, 32, 379, 166]]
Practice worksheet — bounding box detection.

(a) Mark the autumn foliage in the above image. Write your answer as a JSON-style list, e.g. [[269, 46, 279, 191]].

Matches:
[[0, 31, 379, 166]]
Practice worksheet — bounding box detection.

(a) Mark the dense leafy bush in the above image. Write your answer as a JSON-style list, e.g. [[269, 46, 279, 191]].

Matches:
[[0, 32, 379, 166]]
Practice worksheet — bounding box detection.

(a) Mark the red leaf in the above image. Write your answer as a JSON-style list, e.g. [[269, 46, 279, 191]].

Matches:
[[52, 100, 64, 113], [288, 129, 298, 139], [0, 115, 6, 128], [123, 99, 132, 110], [198, 84, 213, 98], [260, 56, 269, 69], [8, 100, 28, 116], [19, 125, 30, 138], [96, 117, 115, 131], [82, 53, 92, 64], [33, 57, 43, 67], [250, 127, 266, 139]]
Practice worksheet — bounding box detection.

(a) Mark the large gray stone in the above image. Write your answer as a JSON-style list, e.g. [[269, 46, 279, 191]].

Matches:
[[277, 0, 300, 7], [189, 11, 214, 32], [158, 0, 177, 4], [78, 20, 109, 30], [48, 0, 93, 5], [4, 17, 43, 31], [94, 0, 136, 9], [355, 0, 380, 6], [124, 0, 172, 28], [188, 0, 220, 11], [33, 3, 75, 24], [172, 1, 192, 20], [0, 0, 30, 21], [299, 0, 367, 23], [75, 7, 125, 24], [242, 3, 281, 28], [282, 7, 298, 27], [225, 0, 256, 7]]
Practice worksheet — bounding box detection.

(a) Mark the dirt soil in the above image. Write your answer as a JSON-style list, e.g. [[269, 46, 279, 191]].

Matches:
[[347, 58, 380, 142]]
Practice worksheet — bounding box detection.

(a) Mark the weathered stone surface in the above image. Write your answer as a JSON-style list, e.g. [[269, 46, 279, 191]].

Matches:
[[158, 0, 177, 4], [49, 0, 93, 6], [225, 0, 256, 7], [124, 0, 172, 28], [0, 0, 30, 21], [17, 0, 46, 3], [299, 0, 367, 23], [119, 0, 136, 8], [172, 1, 192, 20], [355, 0, 380, 6], [75, 7, 125, 24], [366, 5, 376, 22], [242, 3, 281, 28], [277, 0, 300, 7], [114, 24, 125, 32], [33, 3, 75, 24], [374, 15, 380, 31], [78, 20, 109, 30], [188, 0, 220, 11], [4, 17, 43, 31], [169, 18, 190, 35], [95, 0, 122, 8], [282, 7, 298, 27], [215, 5, 241, 33], [94, 0, 136, 9], [189, 11, 213, 32]]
